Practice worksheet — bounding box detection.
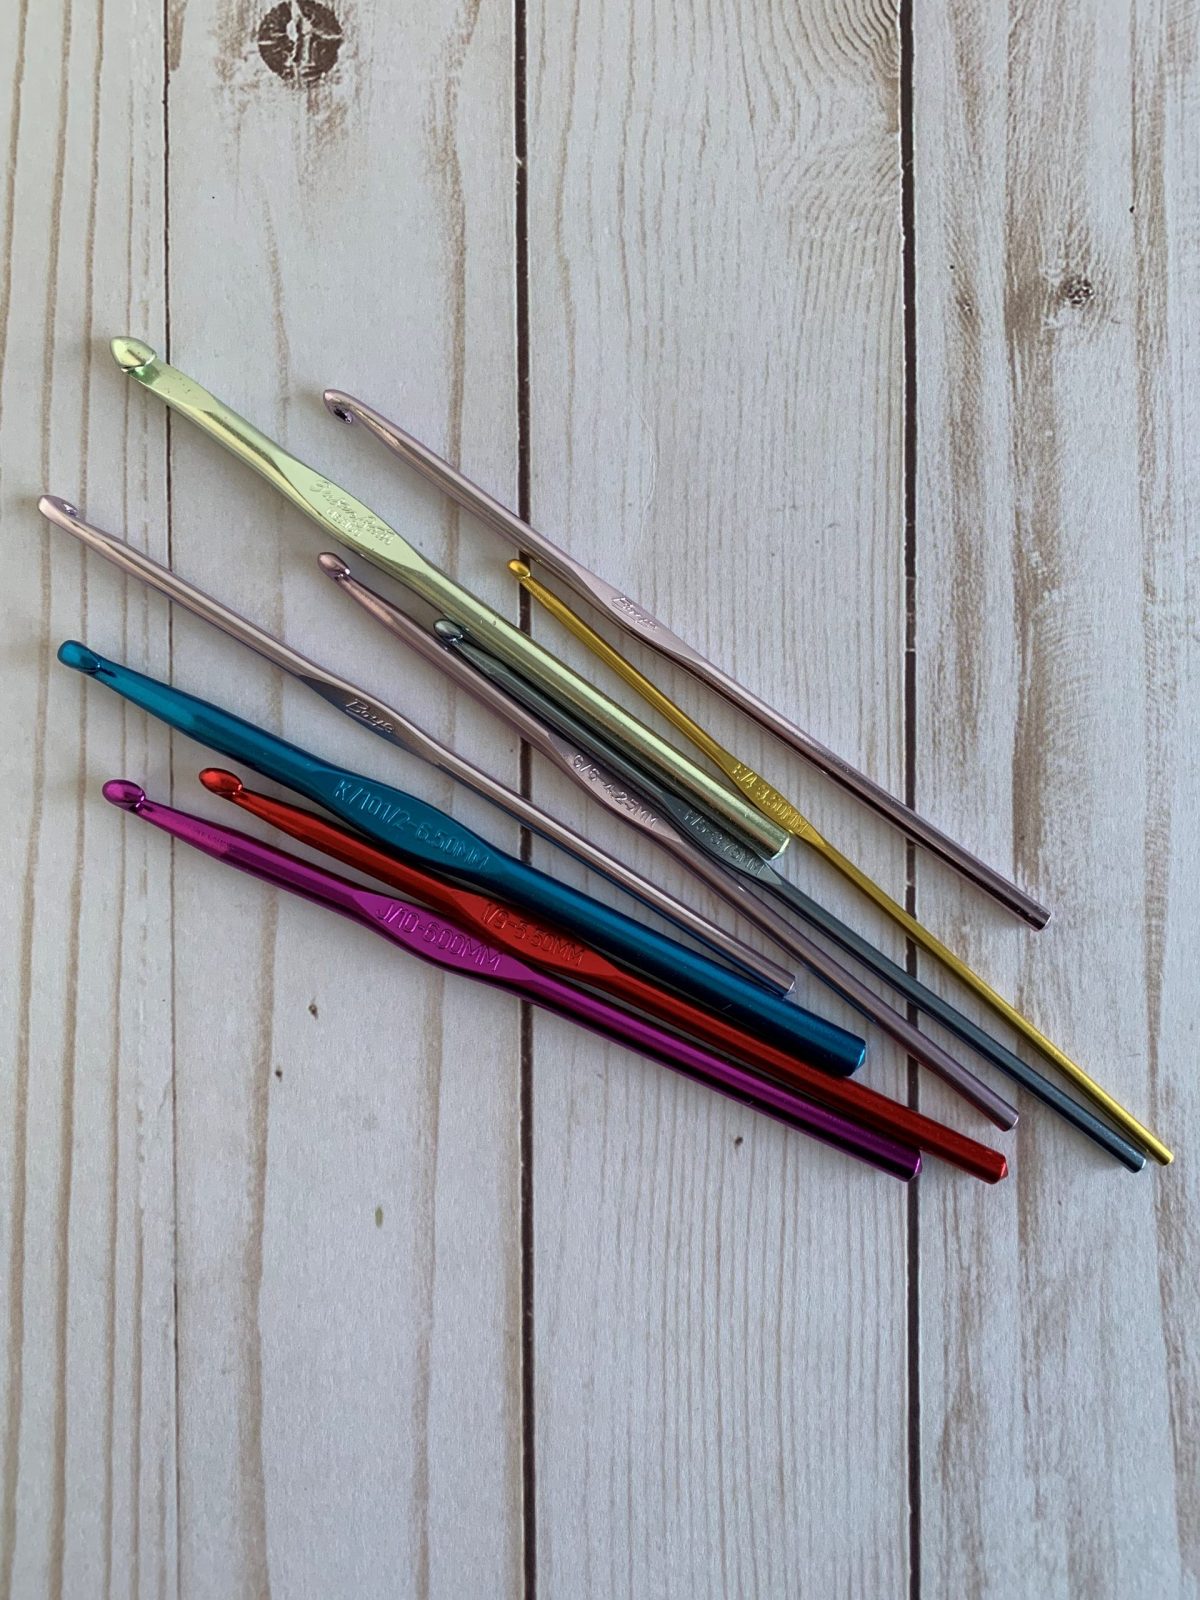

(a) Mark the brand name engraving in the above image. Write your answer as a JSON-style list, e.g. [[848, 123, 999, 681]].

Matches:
[[375, 903, 502, 971], [332, 778, 490, 869], [346, 698, 395, 733], [569, 754, 660, 825], [478, 902, 587, 968], [311, 479, 396, 555], [608, 594, 658, 630]]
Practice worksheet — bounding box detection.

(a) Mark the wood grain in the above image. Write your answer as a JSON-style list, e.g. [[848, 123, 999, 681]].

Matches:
[[913, 0, 1200, 1594], [3, 0, 1199, 1594], [0, 3, 177, 1595], [524, 0, 912, 1593], [162, 4, 521, 1597]]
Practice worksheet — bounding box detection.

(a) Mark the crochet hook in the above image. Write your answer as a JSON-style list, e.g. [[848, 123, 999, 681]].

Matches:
[[107, 338, 786, 863], [438, 631, 1150, 1172], [513, 563, 1172, 1167], [318, 552, 1017, 1129], [59, 642, 865, 1076], [102, 781, 916, 1181], [321, 386, 1049, 930], [200, 767, 1006, 1182], [38, 494, 786, 994]]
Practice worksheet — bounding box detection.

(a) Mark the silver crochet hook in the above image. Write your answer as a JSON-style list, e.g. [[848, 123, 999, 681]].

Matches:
[[323, 388, 1051, 931], [37, 494, 791, 993]]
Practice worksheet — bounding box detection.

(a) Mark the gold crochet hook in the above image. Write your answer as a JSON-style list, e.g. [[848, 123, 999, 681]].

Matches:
[[511, 559, 1172, 1166]]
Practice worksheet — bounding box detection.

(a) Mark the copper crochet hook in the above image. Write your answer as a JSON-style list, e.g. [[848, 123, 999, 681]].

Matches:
[[322, 387, 1050, 930]]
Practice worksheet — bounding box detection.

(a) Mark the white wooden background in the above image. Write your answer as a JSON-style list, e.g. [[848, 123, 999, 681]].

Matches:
[[1, 0, 1196, 1595]]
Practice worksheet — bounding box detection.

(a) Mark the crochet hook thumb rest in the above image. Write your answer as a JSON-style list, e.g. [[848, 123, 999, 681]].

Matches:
[[57, 641, 866, 1077], [101, 779, 918, 1182]]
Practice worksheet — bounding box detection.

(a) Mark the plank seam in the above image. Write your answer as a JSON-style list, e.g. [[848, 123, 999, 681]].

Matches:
[[160, 3, 182, 1593], [899, 0, 922, 1595], [514, 0, 537, 1591]]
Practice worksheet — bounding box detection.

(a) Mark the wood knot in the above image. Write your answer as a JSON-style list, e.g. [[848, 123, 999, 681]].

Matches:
[[1059, 273, 1094, 309], [257, 0, 343, 85]]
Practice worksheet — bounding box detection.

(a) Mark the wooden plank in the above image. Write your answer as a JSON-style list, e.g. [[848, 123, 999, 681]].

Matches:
[[913, 0, 1200, 1593], [524, 0, 912, 1592], [161, 4, 521, 1596], [0, 3, 176, 1596]]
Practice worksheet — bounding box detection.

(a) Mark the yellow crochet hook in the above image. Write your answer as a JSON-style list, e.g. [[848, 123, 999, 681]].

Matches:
[[511, 559, 1172, 1166]]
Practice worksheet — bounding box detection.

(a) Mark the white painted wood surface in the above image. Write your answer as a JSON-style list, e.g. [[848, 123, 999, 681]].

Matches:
[[1, 1, 1196, 1596]]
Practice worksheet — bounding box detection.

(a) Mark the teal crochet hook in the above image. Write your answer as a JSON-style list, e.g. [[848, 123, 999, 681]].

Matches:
[[58, 641, 866, 1077]]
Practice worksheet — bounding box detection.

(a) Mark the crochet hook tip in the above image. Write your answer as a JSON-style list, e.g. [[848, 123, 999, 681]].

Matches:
[[38, 494, 80, 522], [57, 640, 103, 676], [102, 779, 147, 812], [110, 336, 156, 373], [316, 551, 352, 581], [198, 768, 244, 800], [432, 619, 466, 644], [508, 559, 532, 580], [322, 389, 357, 425]]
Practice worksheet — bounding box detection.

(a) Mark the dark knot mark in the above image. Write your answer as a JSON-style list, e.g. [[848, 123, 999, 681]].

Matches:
[[1059, 273, 1094, 309], [257, 0, 344, 85]]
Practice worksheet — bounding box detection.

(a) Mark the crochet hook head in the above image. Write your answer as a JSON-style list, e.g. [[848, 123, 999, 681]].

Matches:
[[58, 640, 105, 676], [198, 768, 243, 800], [110, 336, 156, 372], [102, 778, 148, 810]]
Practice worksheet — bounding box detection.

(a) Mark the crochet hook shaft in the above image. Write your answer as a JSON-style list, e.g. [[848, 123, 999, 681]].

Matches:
[[319, 553, 1016, 1129], [321, 386, 1049, 930], [514, 564, 1171, 1167], [201, 769, 1005, 1181], [103, 781, 915, 1181], [38, 494, 786, 993], [445, 635, 1150, 1171], [108, 338, 786, 863], [60, 642, 865, 1075]]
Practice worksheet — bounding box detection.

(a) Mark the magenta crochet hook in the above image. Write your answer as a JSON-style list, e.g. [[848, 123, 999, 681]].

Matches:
[[102, 779, 919, 1182]]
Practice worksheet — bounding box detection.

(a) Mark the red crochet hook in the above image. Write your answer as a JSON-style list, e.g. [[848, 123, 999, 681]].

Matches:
[[199, 768, 1007, 1184]]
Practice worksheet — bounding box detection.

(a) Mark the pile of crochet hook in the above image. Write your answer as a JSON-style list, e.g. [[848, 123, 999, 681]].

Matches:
[[29, 332, 1172, 1188]]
